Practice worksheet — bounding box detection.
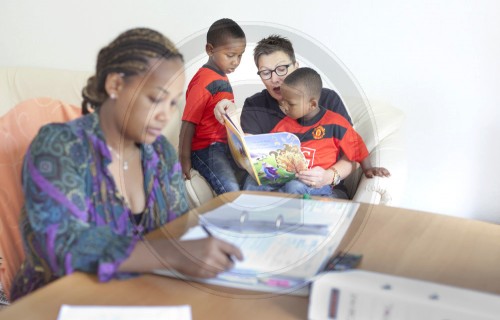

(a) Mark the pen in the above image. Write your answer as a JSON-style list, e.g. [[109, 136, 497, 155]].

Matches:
[[201, 224, 235, 263]]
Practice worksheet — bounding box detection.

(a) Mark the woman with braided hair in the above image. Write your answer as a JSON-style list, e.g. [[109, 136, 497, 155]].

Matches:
[[10, 28, 242, 301]]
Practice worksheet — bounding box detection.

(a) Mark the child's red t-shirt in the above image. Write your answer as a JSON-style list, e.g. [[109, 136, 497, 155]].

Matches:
[[182, 65, 233, 151], [271, 107, 369, 169]]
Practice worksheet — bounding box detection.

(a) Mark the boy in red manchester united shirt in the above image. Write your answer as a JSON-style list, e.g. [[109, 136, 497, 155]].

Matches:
[[179, 18, 246, 194], [245, 67, 390, 197]]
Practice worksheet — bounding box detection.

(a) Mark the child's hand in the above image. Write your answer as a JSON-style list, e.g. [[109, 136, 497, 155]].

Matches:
[[181, 158, 192, 180], [214, 99, 237, 124], [364, 167, 391, 178]]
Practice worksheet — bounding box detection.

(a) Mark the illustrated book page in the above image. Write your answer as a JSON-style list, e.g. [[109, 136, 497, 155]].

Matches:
[[224, 113, 307, 185]]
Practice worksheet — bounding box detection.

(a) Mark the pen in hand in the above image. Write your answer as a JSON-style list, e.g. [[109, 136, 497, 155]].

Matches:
[[201, 224, 235, 263]]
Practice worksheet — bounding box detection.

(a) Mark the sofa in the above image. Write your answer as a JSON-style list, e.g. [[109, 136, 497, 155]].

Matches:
[[0, 66, 407, 297]]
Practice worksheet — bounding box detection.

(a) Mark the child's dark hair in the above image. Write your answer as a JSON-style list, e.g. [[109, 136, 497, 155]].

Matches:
[[253, 35, 296, 67], [283, 67, 322, 100], [206, 18, 245, 47], [82, 27, 183, 114]]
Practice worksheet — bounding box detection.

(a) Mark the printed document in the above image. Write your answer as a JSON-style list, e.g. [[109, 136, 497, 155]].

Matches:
[[154, 194, 359, 294]]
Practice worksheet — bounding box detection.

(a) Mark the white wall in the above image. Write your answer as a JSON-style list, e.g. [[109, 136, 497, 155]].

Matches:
[[2, 0, 500, 222]]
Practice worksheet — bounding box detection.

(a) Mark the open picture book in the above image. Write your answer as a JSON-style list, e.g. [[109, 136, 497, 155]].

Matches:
[[223, 113, 307, 185]]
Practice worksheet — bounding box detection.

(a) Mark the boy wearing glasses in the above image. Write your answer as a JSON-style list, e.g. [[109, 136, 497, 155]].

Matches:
[[245, 67, 390, 196], [179, 19, 246, 195]]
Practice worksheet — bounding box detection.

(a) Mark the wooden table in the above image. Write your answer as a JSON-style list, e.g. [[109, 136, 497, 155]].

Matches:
[[2, 192, 500, 319]]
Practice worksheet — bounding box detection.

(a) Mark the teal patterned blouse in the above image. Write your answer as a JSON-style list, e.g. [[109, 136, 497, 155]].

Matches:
[[10, 112, 189, 300]]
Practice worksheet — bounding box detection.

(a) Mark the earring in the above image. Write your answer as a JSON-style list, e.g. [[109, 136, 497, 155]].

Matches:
[[110, 93, 117, 100]]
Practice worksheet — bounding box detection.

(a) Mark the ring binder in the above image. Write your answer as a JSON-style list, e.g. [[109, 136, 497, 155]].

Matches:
[[275, 214, 284, 229], [239, 210, 249, 225], [156, 194, 361, 295]]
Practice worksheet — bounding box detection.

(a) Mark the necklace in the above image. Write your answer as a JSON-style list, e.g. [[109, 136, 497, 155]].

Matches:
[[108, 146, 135, 171]]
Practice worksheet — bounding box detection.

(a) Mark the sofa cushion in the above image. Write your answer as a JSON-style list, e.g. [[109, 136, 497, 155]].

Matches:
[[0, 97, 81, 299]]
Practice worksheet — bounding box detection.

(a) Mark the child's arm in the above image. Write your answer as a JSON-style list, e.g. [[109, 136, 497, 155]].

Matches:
[[360, 158, 391, 178], [179, 121, 196, 180]]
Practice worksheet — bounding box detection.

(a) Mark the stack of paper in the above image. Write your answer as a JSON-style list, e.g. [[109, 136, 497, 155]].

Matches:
[[154, 194, 359, 295]]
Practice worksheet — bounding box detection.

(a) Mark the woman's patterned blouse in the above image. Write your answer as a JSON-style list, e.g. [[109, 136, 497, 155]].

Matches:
[[10, 112, 188, 300]]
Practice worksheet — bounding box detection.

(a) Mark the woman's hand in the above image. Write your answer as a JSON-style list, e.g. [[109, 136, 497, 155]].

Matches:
[[161, 238, 243, 278], [173, 238, 243, 278], [121, 238, 243, 278], [296, 166, 334, 188], [214, 99, 237, 125]]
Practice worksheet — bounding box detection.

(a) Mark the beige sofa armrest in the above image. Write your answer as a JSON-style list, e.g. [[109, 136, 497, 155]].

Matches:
[[343, 99, 407, 205], [351, 125, 407, 206], [184, 169, 216, 208]]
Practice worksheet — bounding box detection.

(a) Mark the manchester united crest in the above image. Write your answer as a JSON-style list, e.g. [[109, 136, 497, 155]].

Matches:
[[312, 125, 326, 139]]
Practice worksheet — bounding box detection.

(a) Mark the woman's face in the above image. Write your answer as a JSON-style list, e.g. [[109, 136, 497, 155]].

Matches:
[[256, 50, 298, 102], [116, 58, 185, 145]]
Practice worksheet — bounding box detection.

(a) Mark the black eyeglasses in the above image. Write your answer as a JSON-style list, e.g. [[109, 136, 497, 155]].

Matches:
[[257, 63, 293, 80]]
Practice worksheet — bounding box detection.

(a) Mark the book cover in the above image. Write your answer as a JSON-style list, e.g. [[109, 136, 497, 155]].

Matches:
[[224, 114, 307, 185]]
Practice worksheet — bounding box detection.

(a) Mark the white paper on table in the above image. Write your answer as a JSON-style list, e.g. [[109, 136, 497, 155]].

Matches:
[[56, 304, 192, 320], [154, 194, 359, 294], [180, 194, 358, 279], [181, 225, 328, 278]]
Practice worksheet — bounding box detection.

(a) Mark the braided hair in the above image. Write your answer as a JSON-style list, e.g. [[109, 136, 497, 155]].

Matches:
[[82, 28, 183, 114]]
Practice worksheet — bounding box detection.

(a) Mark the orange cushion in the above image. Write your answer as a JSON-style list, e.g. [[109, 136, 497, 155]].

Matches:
[[0, 97, 81, 299]]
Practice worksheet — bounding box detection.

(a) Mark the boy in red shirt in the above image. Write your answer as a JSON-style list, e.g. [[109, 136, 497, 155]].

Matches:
[[245, 67, 390, 197], [179, 19, 246, 194]]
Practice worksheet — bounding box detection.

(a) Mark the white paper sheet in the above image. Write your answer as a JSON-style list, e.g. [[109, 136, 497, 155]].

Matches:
[[57, 304, 192, 320]]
